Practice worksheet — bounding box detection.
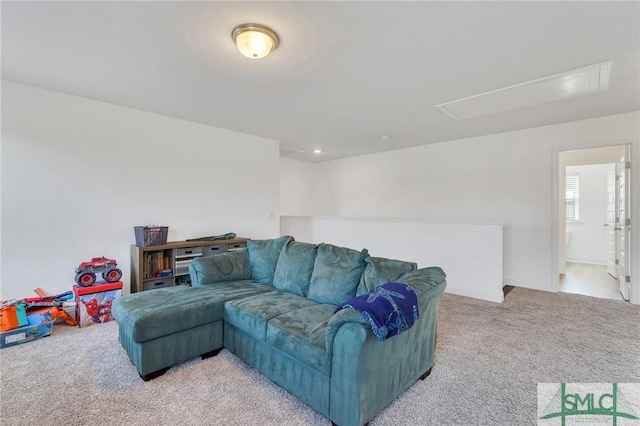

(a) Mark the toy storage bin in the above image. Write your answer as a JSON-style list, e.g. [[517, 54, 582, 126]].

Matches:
[[73, 281, 123, 328], [134, 226, 169, 247]]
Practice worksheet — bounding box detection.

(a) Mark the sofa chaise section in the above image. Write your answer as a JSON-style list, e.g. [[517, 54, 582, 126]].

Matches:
[[112, 250, 274, 380]]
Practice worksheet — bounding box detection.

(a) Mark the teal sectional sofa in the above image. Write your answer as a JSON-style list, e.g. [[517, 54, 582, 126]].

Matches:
[[112, 236, 446, 426]]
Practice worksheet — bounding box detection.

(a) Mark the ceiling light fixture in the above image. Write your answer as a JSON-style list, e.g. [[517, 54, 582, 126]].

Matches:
[[313, 149, 322, 154], [232, 23, 279, 59]]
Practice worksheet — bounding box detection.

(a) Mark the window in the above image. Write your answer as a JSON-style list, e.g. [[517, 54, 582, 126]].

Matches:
[[565, 174, 580, 221]]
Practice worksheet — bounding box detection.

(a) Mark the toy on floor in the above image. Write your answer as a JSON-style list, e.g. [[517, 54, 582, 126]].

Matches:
[[74, 256, 122, 287], [26, 289, 77, 326], [0, 300, 28, 331]]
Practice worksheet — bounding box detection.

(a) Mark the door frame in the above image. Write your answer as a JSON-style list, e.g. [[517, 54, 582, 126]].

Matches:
[[617, 145, 632, 299], [552, 139, 639, 305], [606, 163, 618, 278]]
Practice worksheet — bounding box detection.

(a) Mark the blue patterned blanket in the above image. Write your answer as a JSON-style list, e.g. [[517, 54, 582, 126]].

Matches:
[[334, 282, 419, 341]]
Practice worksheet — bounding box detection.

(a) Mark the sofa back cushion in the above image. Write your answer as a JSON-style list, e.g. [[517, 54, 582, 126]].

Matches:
[[307, 243, 368, 305], [247, 235, 293, 284], [189, 249, 252, 285], [272, 241, 318, 296], [356, 257, 417, 295]]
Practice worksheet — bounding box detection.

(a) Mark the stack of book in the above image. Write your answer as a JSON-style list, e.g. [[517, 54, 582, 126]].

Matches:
[[143, 251, 172, 279]]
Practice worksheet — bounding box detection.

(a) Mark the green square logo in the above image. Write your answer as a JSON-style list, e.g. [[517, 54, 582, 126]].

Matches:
[[538, 383, 640, 425]]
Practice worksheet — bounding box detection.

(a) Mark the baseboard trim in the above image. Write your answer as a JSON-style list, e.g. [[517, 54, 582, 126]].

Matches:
[[445, 284, 504, 303], [503, 276, 556, 292], [566, 257, 608, 265]]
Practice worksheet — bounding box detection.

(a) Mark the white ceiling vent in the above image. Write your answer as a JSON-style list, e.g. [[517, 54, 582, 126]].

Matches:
[[436, 61, 612, 120]]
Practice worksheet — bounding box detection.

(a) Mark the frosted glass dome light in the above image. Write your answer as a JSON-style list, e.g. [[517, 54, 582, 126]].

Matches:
[[232, 24, 279, 59]]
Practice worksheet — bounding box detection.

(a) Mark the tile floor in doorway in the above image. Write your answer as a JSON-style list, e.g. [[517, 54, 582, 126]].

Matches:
[[560, 261, 624, 301]]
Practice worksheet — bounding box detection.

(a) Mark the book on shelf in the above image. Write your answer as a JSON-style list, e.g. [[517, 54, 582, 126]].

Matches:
[[143, 250, 171, 279]]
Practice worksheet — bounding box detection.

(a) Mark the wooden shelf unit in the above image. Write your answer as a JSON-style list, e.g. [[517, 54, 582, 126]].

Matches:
[[130, 237, 249, 293]]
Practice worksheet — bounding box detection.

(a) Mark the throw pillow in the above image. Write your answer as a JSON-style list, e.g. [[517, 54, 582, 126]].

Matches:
[[307, 243, 368, 305], [247, 235, 293, 284], [272, 241, 318, 296]]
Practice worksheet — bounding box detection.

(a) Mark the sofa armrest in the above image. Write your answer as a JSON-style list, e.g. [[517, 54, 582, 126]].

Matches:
[[327, 267, 446, 426], [325, 309, 368, 353], [189, 249, 252, 286], [325, 266, 446, 352], [397, 266, 447, 296]]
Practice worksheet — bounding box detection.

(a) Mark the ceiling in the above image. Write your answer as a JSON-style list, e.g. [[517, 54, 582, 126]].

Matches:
[[2, 1, 639, 162]]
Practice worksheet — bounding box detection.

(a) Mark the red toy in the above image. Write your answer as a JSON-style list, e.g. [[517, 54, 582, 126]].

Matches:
[[74, 257, 122, 287]]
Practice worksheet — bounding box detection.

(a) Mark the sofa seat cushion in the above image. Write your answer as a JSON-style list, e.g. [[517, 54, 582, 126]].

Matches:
[[266, 304, 336, 377], [224, 290, 317, 341], [113, 282, 273, 343]]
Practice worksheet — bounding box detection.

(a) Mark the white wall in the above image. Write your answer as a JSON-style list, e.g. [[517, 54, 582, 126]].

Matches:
[[280, 157, 316, 213], [565, 164, 610, 264], [282, 216, 504, 303], [1, 81, 280, 300], [280, 112, 640, 303]]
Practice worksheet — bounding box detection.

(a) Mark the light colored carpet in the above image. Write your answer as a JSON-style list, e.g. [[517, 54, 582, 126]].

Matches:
[[1, 287, 638, 425]]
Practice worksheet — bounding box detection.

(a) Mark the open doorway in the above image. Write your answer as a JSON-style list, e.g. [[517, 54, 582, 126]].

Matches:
[[558, 145, 631, 301]]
